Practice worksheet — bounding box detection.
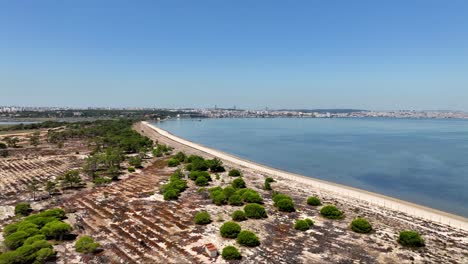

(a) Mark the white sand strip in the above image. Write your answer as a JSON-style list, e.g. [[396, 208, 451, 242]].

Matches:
[[142, 121, 468, 231]]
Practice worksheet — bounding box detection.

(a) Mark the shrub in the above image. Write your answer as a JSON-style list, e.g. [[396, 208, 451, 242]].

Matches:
[[307, 196, 321, 206], [174, 151, 187, 162], [189, 171, 210, 181], [163, 189, 179, 200], [3, 223, 19, 236], [305, 218, 314, 226], [128, 156, 143, 168], [15, 202, 32, 216], [23, 234, 47, 245], [220, 221, 242, 238], [277, 199, 295, 212], [398, 230, 425, 247], [228, 194, 243, 206], [320, 205, 344, 219], [265, 177, 275, 183], [35, 247, 56, 263], [41, 221, 72, 240], [244, 204, 267, 219], [232, 178, 246, 189], [167, 158, 180, 167], [237, 231, 260, 247], [231, 210, 247, 222], [272, 194, 292, 205], [228, 169, 242, 177], [351, 218, 372, 233], [223, 186, 236, 198], [212, 192, 227, 206], [206, 158, 225, 172], [240, 189, 263, 204], [222, 246, 241, 260], [194, 212, 211, 225], [190, 159, 209, 171], [75, 236, 100, 253], [195, 176, 209, 186], [127, 167, 136, 172], [5, 231, 29, 250], [93, 177, 112, 185], [294, 220, 311, 231]]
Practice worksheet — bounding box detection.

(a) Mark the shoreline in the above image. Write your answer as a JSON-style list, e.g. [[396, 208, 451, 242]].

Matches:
[[141, 121, 468, 231]]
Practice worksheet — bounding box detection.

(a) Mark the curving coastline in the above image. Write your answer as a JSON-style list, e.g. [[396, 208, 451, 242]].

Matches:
[[141, 121, 468, 231]]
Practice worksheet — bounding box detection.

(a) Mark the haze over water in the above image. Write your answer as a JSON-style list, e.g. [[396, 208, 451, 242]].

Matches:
[[155, 118, 468, 217]]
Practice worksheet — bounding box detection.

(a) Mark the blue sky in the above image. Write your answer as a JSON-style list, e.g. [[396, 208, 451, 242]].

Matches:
[[1, 0, 467, 110]]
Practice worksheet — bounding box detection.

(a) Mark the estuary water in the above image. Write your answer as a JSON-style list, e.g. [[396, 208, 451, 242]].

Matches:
[[154, 118, 468, 217]]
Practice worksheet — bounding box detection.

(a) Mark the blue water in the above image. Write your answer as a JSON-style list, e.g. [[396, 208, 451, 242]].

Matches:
[[154, 118, 468, 217]]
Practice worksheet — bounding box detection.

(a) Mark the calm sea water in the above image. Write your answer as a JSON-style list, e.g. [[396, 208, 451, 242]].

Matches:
[[155, 118, 468, 217]]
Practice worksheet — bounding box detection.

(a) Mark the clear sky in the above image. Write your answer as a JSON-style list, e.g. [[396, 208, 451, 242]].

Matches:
[[1, 0, 467, 110]]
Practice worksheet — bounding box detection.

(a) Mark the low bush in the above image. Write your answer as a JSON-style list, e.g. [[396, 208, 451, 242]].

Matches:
[[194, 211, 212, 225], [15, 202, 32, 216], [244, 204, 267, 219], [128, 156, 143, 168], [189, 171, 211, 181], [75, 236, 100, 253], [220, 221, 242, 238], [272, 193, 295, 212], [163, 189, 179, 200], [307, 196, 321, 206], [237, 230, 260, 247], [221, 246, 241, 260], [277, 199, 295, 212], [174, 151, 187, 162], [320, 205, 344, 219], [294, 220, 310, 231], [231, 210, 247, 222], [240, 189, 263, 204], [223, 186, 236, 198], [228, 194, 243, 206], [232, 178, 246, 189], [351, 218, 372, 233], [398, 230, 425, 247], [167, 158, 180, 167], [294, 218, 314, 231], [127, 167, 136, 173], [195, 176, 209, 186], [206, 158, 225, 172], [228, 169, 242, 177], [93, 177, 112, 186]]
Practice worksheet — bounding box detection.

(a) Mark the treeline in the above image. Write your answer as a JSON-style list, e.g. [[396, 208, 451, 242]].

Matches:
[[0, 121, 66, 131], [2, 109, 203, 119]]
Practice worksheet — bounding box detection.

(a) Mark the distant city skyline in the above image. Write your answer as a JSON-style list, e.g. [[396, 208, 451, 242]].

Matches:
[[1, 1, 468, 110]]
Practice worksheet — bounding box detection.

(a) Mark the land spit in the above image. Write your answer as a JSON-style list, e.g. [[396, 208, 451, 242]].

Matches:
[[135, 121, 468, 263]]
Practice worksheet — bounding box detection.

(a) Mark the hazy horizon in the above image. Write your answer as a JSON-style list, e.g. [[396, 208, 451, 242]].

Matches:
[[1, 1, 467, 110]]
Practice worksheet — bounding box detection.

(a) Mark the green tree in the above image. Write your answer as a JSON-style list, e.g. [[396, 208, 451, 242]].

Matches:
[[237, 231, 260, 247], [41, 221, 72, 240], [75, 236, 100, 253], [294, 219, 313, 231], [320, 205, 344, 219], [221, 246, 241, 260], [4, 136, 20, 148], [231, 210, 247, 222], [228, 169, 242, 177], [232, 178, 246, 189], [194, 211, 211, 225], [220, 221, 241, 238], [15, 202, 32, 216], [128, 156, 143, 168], [167, 158, 180, 167], [398, 230, 425, 247], [351, 218, 372, 233], [244, 204, 267, 219], [45, 180, 57, 195], [29, 131, 40, 147], [61, 170, 82, 189], [307, 196, 321, 206]]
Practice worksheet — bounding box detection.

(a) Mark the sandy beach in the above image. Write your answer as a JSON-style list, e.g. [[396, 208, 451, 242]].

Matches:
[[141, 121, 468, 232]]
